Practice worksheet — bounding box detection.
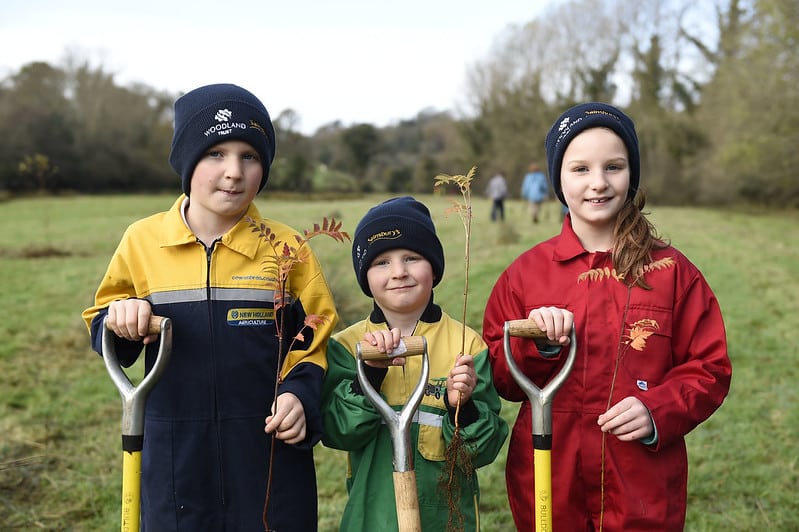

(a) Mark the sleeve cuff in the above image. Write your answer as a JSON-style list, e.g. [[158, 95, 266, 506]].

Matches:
[[639, 412, 659, 446], [349, 365, 388, 395], [444, 393, 479, 427], [536, 343, 562, 359]]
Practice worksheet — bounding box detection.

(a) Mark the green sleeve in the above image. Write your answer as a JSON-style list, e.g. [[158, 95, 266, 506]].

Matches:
[[441, 347, 509, 468], [320, 337, 384, 450]]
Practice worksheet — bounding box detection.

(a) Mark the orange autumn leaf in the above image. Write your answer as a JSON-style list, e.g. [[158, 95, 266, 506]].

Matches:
[[623, 319, 659, 351], [303, 314, 329, 330]]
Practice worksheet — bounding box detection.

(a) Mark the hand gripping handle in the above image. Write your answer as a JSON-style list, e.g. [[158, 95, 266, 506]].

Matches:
[[503, 319, 577, 438], [102, 315, 172, 440]]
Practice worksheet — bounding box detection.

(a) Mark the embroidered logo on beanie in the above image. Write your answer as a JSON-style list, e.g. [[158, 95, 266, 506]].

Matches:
[[367, 229, 402, 243]]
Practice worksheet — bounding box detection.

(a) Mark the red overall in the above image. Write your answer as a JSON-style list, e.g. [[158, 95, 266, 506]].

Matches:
[[483, 220, 731, 531]]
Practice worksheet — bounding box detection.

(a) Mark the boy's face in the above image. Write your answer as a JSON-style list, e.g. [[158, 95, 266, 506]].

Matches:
[[188, 140, 263, 223], [366, 248, 434, 316]]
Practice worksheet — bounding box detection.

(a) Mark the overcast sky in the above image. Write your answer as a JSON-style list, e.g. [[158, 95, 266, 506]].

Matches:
[[1, 0, 550, 134]]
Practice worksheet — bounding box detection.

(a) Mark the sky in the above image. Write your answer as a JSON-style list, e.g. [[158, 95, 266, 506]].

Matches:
[[1, 0, 550, 134]]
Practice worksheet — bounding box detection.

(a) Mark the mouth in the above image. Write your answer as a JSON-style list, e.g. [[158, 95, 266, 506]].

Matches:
[[586, 197, 612, 204]]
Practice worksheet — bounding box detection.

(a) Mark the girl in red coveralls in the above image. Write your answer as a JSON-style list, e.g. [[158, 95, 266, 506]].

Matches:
[[482, 102, 732, 531]]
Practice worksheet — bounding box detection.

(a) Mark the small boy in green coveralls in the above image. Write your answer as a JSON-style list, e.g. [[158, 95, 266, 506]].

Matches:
[[321, 196, 508, 531]]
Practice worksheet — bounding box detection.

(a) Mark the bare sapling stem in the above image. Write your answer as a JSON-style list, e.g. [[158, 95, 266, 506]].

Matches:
[[433, 166, 478, 531]]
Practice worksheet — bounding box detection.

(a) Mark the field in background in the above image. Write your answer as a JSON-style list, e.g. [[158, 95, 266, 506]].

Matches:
[[1, 194, 797, 530]]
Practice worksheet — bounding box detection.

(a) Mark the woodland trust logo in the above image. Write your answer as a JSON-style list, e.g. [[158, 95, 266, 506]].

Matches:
[[204, 108, 246, 137], [215, 108, 233, 122]]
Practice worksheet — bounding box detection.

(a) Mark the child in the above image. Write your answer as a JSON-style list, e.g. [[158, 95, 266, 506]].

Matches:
[[321, 196, 508, 531], [82, 83, 337, 531], [482, 103, 732, 530]]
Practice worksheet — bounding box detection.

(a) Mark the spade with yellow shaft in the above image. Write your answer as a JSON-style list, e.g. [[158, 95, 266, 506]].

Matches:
[[503, 319, 576, 532], [102, 314, 172, 532], [356, 336, 429, 532]]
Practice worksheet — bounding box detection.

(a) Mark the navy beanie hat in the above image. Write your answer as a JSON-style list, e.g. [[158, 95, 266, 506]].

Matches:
[[544, 102, 639, 205], [168, 83, 276, 196], [352, 196, 445, 297]]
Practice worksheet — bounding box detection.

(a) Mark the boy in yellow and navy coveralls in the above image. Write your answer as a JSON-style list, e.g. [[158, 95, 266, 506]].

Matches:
[[83, 84, 337, 531]]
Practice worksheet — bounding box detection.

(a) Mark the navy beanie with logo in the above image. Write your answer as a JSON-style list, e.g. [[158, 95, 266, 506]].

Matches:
[[544, 102, 639, 205], [168, 83, 276, 196], [352, 196, 445, 297]]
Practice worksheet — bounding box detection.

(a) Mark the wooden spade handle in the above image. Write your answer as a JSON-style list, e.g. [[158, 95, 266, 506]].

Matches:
[[146, 315, 168, 335], [393, 470, 422, 532], [358, 336, 426, 360], [104, 314, 168, 336], [505, 319, 548, 338]]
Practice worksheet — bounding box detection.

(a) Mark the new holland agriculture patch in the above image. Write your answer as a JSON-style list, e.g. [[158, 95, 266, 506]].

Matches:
[[226, 308, 274, 326]]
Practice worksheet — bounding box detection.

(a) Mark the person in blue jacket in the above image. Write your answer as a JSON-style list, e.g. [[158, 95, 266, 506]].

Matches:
[[82, 83, 337, 531], [520, 162, 549, 224]]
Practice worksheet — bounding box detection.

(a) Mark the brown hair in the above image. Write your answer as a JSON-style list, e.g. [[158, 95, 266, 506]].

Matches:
[[612, 190, 668, 289]]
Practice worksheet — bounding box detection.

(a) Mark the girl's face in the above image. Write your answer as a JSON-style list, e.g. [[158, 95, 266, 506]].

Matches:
[[188, 140, 263, 223], [366, 248, 434, 316], [561, 127, 630, 241]]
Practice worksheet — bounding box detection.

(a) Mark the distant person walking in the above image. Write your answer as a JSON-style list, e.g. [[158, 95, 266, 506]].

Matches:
[[520, 162, 549, 224], [485, 170, 508, 222]]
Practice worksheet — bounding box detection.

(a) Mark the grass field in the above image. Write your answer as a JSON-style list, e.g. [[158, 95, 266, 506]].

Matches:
[[1, 193, 797, 530]]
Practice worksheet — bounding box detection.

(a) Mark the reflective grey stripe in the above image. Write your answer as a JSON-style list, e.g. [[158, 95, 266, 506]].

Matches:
[[149, 289, 206, 305], [148, 287, 290, 305], [417, 410, 443, 428], [210, 287, 285, 302], [382, 409, 443, 428]]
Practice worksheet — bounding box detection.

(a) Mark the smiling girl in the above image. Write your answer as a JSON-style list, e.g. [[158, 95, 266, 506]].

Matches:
[[483, 103, 732, 531]]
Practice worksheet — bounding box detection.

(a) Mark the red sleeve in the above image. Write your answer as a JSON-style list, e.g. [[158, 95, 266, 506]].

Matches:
[[483, 257, 564, 402], [640, 256, 732, 448]]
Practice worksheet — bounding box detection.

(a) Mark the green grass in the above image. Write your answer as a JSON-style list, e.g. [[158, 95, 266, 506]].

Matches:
[[1, 194, 797, 530]]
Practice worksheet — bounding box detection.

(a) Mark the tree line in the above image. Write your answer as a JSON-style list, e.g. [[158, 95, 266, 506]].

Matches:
[[1, 0, 796, 207]]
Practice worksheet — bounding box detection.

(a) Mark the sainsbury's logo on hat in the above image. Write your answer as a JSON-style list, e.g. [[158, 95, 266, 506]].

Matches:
[[367, 229, 401, 244], [249, 120, 266, 136]]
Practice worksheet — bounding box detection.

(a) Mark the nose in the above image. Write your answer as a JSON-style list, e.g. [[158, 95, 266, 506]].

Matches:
[[589, 168, 609, 190], [224, 158, 244, 179], [389, 261, 408, 278]]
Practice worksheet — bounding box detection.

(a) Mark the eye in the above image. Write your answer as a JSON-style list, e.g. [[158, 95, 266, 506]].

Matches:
[[206, 150, 223, 158], [404, 254, 422, 263], [242, 152, 260, 161]]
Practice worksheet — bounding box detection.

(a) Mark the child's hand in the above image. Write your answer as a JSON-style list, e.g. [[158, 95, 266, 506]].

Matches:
[[362, 328, 406, 369], [528, 306, 573, 345], [447, 354, 476, 405], [265, 393, 306, 445], [106, 299, 158, 344], [597, 396, 654, 441]]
